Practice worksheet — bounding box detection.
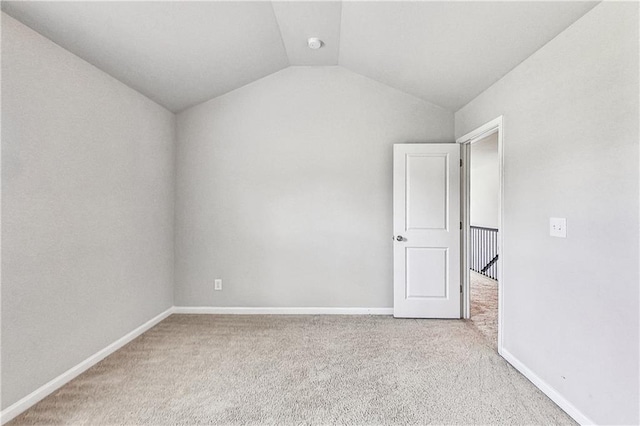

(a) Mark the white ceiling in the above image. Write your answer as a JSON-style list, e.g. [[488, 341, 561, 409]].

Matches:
[[1, 1, 599, 113], [339, 1, 599, 111], [272, 1, 342, 66]]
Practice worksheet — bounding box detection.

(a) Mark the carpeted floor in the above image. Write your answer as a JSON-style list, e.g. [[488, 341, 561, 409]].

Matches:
[[469, 271, 499, 348], [10, 314, 574, 425]]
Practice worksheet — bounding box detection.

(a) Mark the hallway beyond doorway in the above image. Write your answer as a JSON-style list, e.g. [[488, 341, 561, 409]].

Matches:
[[469, 271, 498, 348]]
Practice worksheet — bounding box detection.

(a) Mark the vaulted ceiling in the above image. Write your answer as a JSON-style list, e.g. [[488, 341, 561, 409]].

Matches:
[[2, 1, 598, 113]]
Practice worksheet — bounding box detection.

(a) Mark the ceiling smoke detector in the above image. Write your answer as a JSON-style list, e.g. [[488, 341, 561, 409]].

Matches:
[[307, 37, 324, 50]]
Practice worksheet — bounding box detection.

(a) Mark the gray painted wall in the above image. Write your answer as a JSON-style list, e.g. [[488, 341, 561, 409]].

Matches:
[[1, 14, 176, 409], [470, 133, 499, 229], [455, 3, 639, 424], [175, 66, 454, 307]]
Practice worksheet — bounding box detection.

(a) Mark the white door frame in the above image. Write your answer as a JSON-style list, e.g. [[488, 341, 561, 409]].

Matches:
[[456, 116, 504, 352]]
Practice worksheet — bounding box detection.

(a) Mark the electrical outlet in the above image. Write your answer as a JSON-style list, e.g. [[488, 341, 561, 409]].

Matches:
[[549, 217, 567, 238], [214, 279, 222, 291]]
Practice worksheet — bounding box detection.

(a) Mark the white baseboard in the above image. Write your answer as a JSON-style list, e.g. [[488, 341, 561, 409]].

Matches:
[[499, 347, 595, 426], [173, 306, 394, 315], [0, 307, 173, 425]]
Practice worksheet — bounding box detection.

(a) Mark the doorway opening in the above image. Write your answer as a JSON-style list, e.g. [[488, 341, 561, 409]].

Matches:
[[457, 117, 503, 352]]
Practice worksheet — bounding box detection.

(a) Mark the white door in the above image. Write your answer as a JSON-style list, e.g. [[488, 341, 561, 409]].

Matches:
[[393, 144, 461, 318]]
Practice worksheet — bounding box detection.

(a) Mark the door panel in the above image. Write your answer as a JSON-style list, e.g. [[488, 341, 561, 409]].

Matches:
[[406, 155, 447, 230], [393, 144, 460, 318], [406, 248, 447, 298]]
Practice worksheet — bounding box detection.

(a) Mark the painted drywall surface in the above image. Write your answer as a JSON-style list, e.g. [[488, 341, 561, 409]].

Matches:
[[456, 3, 639, 424], [1, 14, 175, 409], [470, 133, 499, 229], [175, 66, 454, 307]]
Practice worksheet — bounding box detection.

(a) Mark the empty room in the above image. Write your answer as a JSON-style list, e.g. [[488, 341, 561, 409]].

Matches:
[[1, 1, 638, 425]]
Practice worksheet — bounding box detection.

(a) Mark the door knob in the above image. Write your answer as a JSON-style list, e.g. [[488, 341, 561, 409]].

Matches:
[[396, 235, 404, 241]]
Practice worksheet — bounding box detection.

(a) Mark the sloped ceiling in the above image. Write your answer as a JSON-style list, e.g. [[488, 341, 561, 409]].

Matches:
[[1, 1, 598, 113]]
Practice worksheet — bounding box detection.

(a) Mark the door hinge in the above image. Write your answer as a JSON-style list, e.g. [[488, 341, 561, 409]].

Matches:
[[460, 221, 462, 230], [460, 159, 463, 167], [460, 285, 463, 294]]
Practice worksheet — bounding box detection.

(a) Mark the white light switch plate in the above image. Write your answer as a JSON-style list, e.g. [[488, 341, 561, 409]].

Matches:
[[550, 217, 567, 238], [214, 279, 222, 291]]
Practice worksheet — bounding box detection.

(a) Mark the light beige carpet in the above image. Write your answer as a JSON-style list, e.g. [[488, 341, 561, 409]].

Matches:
[[10, 315, 574, 425], [469, 271, 499, 348]]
